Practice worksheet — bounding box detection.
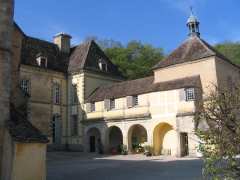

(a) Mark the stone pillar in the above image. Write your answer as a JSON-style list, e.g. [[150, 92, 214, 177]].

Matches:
[[0, 0, 14, 179], [175, 130, 182, 158]]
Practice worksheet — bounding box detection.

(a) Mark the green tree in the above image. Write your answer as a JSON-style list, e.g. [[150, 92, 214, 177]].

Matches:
[[215, 41, 240, 65], [105, 41, 164, 79], [195, 85, 240, 179]]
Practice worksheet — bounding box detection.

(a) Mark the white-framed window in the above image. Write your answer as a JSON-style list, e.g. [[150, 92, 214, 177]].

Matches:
[[71, 115, 78, 136], [133, 95, 139, 106], [20, 79, 30, 95], [53, 83, 61, 104], [185, 88, 195, 101], [110, 98, 115, 109], [98, 58, 107, 72], [36, 56, 47, 68], [72, 84, 78, 104], [90, 102, 95, 112]]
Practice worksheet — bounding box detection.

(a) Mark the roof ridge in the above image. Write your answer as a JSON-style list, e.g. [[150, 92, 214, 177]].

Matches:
[[80, 41, 92, 68], [98, 76, 154, 89], [25, 35, 58, 47], [195, 36, 216, 55]]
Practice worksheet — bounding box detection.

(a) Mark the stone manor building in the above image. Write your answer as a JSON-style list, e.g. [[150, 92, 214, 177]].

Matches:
[[13, 13, 240, 158]]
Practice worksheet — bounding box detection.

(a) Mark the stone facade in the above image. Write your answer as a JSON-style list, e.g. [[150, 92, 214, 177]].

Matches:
[[8, 12, 240, 160], [0, 1, 48, 180]]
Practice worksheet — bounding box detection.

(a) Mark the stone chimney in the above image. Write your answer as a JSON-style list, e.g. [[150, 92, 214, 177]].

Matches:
[[53, 32, 72, 54]]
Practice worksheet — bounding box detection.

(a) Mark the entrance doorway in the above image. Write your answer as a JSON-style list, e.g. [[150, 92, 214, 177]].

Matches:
[[153, 123, 176, 156], [90, 136, 96, 152], [52, 114, 61, 144], [108, 126, 123, 153], [128, 124, 147, 153], [180, 133, 189, 156], [86, 128, 101, 153]]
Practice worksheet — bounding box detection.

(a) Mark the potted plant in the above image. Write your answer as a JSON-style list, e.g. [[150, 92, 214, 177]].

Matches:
[[144, 145, 152, 157], [120, 145, 128, 155]]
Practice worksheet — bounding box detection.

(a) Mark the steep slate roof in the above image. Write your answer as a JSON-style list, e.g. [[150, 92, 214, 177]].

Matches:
[[86, 75, 201, 102], [153, 36, 236, 69], [8, 103, 48, 143], [21, 36, 124, 78], [21, 36, 69, 72], [68, 40, 124, 78]]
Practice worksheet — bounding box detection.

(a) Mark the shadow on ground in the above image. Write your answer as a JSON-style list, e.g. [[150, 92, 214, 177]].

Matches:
[[47, 152, 203, 180]]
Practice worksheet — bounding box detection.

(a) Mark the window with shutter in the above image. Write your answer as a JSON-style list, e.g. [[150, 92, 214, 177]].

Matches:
[[104, 99, 110, 111], [133, 95, 139, 106], [91, 102, 95, 112], [110, 99, 115, 109], [53, 83, 61, 104], [127, 96, 133, 108], [20, 79, 30, 95], [71, 115, 78, 136], [179, 88, 186, 101], [72, 84, 78, 104], [86, 103, 91, 113]]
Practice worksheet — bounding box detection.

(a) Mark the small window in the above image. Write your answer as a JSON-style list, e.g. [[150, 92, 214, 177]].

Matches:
[[102, 63, 107, 71], [90, 102, 95, 112], [185, 88, 195, 101], [20, 79, 30, 95], [53, 83, 61, 104], [72, 84, 78, 104], [71, 115, 78, 136], [110, 99, 115, 109], [98, 59, 107, 72], [133, 95, 139, 106], [36, 56, 47, 68]]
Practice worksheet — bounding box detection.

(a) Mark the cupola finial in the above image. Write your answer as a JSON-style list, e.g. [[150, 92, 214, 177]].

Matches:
[[187, 7, 200, 37]]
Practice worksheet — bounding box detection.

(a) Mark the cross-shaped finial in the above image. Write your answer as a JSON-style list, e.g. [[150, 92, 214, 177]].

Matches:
[[190, 6, 194, 15]]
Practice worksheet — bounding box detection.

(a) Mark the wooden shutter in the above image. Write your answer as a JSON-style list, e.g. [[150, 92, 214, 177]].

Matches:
[[55, 116, 62, 144], [104, 99, 110, 111], [86, 103, 91, 113], [127, 96, 133, 108], [179, 89, 186, 101]]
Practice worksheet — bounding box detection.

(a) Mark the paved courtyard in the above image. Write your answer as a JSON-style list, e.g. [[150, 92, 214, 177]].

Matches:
[[47, 152, 203, 180]]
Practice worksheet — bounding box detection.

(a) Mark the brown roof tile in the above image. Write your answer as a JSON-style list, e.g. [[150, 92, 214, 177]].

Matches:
[[153, 36, 237, 69], [21, 36, 69, 72], [68, 40, 124, 78], [86, 75, 201, 102]]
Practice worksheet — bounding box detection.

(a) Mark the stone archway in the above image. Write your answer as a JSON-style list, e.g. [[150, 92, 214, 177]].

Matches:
[[128, 124, 147, 153], [153, 123, 177, 156], [86, 128, 101, 153], [108, 126, 123, 153]]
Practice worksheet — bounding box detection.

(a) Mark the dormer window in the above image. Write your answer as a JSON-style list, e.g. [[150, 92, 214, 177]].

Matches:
[[36, 55, 47, 68], [98, 58, 107, 72]]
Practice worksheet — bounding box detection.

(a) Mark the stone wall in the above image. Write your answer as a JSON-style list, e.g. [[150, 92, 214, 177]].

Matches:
[[0, 0, 14, 178]]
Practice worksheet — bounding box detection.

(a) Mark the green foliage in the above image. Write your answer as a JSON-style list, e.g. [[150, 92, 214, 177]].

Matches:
[[215, 41, 240, 65], [85, 37, 164, 79], [105, 40, 164, 79], [195, 86, 240, 179]]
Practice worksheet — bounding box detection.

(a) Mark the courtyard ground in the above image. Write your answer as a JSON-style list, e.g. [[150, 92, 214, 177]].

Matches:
[[47, 152, 203, 180]]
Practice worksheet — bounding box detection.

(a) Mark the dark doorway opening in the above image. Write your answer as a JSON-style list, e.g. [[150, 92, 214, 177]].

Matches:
[[90, 136, 96, 152], [180, 133, 189, 156]]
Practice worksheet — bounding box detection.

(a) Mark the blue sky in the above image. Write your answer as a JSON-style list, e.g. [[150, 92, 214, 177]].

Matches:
[[15, 0, 240, 52]]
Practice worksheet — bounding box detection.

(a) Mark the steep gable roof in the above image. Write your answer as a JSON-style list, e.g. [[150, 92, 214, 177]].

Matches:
[[153, 36, 236, 69], [86, 75, 201, 102], [21, 36, 69, 72], [68, 40, 124, 78]]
